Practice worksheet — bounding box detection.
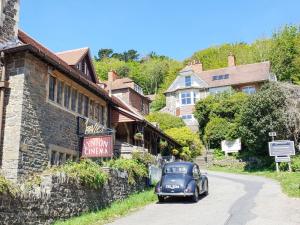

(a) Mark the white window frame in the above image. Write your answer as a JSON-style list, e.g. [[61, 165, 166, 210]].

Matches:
[[181, 114, 193, 120], [242, 86, 256, 94], [185, 76, 192, 87], [181, 92, 192, 106]]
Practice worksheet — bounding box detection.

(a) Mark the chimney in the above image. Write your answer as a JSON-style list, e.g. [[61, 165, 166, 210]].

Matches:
[[191, 59, 203, 73], [108, 70, 119, 97], [228, 53, 236, 67], [0, 0, 20, 45]]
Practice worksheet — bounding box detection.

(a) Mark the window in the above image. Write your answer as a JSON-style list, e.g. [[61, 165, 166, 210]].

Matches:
[[134, 84, 143, 95], [71, 89, 77, 111], [193, 91, 198, 104], [77, 93, 83, 114], [181, 92, 192, 105], [48, 75, 56, 101], [64, 85, 71, 108], [89, 100, 95, 119], [99, 105, 104, 124], [83, 95, 89, 117], [242, 86, 256, 94], [95, 104, 99, 122], [185, 76, 191, 87], [181, 114, 193, 120], [212, 74, 230, 81], [209, 86, 232, 94], [49, 145, 78, 166], [56, 80, 63, 105]]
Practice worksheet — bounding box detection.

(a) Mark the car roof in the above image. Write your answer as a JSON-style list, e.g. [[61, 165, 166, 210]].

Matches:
[[164, 161, 195, 168]]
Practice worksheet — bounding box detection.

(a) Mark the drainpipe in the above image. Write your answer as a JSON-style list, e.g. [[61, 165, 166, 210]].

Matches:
[[0, 51, 8, 162]]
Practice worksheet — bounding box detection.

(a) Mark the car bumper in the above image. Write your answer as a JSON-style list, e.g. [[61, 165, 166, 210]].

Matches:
[[156, 192, 194, 197]]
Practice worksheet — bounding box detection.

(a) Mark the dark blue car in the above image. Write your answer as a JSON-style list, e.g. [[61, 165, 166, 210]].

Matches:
[[155, 161, 208, 202]]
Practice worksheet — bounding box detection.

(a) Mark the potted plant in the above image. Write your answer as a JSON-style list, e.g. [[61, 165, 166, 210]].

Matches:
[[160, 140, 168, 149], [134, 132, 143, 141]]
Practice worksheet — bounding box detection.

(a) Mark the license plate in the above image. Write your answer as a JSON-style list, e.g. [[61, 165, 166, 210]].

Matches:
[[165, 184, 180, 189]]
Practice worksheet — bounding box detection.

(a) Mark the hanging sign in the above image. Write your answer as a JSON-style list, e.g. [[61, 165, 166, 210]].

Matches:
[[77, 117, 113, 136], [82, 135, 113, 158]]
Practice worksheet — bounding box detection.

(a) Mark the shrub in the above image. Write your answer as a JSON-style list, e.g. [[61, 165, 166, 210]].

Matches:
[[204, 117, 232, 149], [165, 126, 204, 159], [54, 159, 108, 189], [179, 147, 192, 161], [109, 159, 148, 184], [0, 175, 17, 196], [132, 151, 156, 167], [292, 155, 300, 171], [146, 112, 185, 131], [213, 148, 225, 160]]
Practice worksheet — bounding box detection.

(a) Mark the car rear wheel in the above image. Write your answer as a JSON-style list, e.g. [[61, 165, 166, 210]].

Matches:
[[191, 188, 199, 202], [158, 196, 165, 203], [204, 180, 209, 196]]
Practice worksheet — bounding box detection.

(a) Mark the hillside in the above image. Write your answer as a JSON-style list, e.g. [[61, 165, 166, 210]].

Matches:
[[93, 25, 300, 111]]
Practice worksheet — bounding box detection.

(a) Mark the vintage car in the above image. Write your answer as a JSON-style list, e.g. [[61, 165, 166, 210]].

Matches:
[[155, 161, 208, 202]]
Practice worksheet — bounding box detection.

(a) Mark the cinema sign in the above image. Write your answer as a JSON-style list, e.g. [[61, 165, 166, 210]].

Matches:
[[82, 135, 113, 158], [77, 117, 114, 158]]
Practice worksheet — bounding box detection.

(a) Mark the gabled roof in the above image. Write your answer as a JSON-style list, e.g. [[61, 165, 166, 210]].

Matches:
[[195, 61, 271, 88], [15, 30, 109, 101], [2, 30, 181, 148], [56, 47, 89, 66]]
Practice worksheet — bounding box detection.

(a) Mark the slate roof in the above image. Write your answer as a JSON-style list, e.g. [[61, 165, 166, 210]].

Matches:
[[166, 61, 272, 93]]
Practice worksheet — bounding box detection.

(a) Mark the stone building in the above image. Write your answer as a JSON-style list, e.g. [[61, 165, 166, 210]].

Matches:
[[161, 55, 277, 131], [0, 0, 180, 181]]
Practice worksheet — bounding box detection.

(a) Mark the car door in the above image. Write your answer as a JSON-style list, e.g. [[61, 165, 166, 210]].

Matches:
[[192, 165, 201, 192]]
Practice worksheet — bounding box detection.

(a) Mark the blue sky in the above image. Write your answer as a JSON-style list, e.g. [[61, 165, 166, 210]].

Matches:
[[20, 0, 300, 61]]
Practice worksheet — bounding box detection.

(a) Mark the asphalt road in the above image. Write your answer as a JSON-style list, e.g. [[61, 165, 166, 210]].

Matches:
[[109, 171, 300, 225]]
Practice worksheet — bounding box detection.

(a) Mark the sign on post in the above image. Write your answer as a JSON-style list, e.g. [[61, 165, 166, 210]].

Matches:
[[268, 140, 295, 156], [275, 155, 291, 163], [268, 140, 295, 172], [221, 138, 241, 154]]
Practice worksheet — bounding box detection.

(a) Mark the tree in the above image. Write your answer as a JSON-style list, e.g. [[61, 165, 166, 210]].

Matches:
[[125, 49, 139, 61], [238, 82, 300, 156], [269, 25, 300, 83], [194, 92, 248, 135], [96, 48, 113, 61], [145, 112, 185, 131]]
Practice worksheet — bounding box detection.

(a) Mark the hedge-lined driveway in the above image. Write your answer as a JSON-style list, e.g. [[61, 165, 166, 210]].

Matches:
[[109, 171, 300, 225]]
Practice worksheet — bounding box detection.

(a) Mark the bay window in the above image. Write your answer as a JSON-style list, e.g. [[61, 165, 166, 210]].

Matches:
[[181, 92, 192, 105]]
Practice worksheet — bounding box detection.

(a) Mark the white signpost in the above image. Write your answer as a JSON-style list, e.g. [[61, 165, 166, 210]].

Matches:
[[268, 140, 295, 172], [221, 138, 241, 155]]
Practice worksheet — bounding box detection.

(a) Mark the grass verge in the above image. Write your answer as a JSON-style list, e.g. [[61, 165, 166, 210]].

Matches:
[[54, 188, 157, 225], [209, 166, 300, 198]]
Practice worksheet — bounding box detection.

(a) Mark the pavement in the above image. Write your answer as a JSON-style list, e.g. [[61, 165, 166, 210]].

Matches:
[[108, 171, 300, 225]]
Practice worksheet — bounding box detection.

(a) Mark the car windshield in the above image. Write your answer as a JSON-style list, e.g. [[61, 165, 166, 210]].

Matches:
[[164, 165, 188, 174]]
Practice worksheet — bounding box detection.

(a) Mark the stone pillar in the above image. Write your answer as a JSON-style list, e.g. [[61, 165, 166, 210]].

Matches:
[[1, 54, 25, 181], [0, 0, 20, 44]]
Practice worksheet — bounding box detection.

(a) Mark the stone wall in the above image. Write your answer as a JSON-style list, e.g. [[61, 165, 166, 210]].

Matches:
[[0, 168, 146, 225], [18, 53, 81, 178]]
